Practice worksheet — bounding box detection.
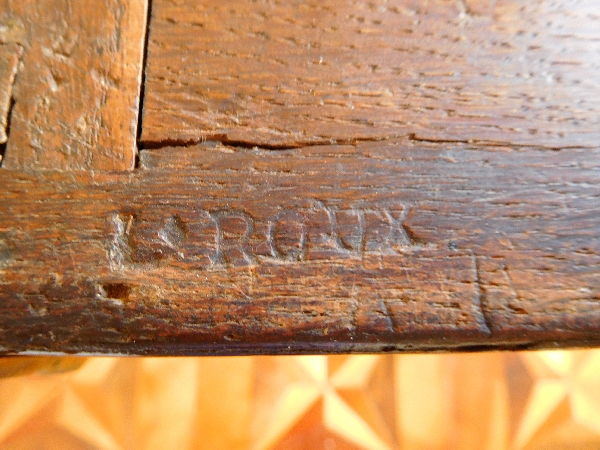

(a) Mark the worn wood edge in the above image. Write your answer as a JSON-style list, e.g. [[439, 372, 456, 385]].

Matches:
[[10, 340, 600, 357]]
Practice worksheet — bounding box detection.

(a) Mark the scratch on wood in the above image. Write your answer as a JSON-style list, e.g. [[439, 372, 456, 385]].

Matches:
[[377, 297, 395, 334], [502, 263, 530, 315], [0, 238, 12, 266], [472, 252, 492, 336], [503, 264, 522, 301]]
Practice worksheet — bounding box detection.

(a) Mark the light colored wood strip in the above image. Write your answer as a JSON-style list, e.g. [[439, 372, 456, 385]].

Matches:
[[0, 356, 86, 378]]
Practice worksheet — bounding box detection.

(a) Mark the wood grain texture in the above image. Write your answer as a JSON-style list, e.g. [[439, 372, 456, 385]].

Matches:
[[0, 139, 599, 355], [0, 356, 86, 377], [0, 0, 599, 355], [141, 0, 600, 149], [0, 43, 21, 145], [0, 0, 147, 170]]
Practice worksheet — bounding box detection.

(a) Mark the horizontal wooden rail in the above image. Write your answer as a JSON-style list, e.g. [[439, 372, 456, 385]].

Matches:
[[1, 139, 599, 354]]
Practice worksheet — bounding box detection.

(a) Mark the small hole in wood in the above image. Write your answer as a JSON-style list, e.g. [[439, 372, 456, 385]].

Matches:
[[100, 283, 132, 301]]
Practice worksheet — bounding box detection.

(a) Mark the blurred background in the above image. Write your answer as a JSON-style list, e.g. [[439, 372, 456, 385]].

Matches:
[[0, 349, 599, 450]]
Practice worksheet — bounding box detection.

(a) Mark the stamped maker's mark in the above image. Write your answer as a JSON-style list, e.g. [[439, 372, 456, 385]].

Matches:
[[109, 200, 424, 271]]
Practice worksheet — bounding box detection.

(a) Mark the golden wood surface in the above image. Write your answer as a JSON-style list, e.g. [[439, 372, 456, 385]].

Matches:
[[1, 351, 600, 449]]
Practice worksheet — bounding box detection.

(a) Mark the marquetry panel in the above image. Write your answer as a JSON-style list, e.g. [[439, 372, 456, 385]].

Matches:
[[2, 351, 600, 449]]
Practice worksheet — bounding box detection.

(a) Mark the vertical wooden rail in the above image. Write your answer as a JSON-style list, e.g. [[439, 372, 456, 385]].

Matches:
[[0, 0, 148, 170]]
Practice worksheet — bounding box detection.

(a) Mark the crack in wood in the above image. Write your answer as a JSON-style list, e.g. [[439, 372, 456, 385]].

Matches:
[[407, 133, 592, 151], [135, 0, 154, 168], [138, 131, 590, 154], [0, 43, 22, 164], [141, 0, 600, 153], [138, 134, 395, 152]]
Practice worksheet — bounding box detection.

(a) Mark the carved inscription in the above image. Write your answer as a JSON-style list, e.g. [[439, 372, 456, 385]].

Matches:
[[109, 201, 424, 271]]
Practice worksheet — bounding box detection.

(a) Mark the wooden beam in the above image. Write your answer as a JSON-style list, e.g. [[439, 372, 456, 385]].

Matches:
[[1, 139, 599, 355], [0, 0, 148, 170]]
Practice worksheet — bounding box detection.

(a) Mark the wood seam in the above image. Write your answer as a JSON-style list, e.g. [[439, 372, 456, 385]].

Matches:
[[134, 0, 154, 169]]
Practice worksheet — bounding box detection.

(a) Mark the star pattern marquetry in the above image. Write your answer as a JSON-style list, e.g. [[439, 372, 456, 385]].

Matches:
[[0, 358, 131, 450], [250, 355, 397, 450], [511, 350, 600, 450], [0, 351, 599, 450]]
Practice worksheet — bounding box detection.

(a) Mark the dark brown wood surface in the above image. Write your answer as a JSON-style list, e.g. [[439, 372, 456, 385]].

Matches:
[[1, 0, 600, 355], [141, 0, 600, 149], [1, 140, 599, 355], [0, 0, 147, 170]]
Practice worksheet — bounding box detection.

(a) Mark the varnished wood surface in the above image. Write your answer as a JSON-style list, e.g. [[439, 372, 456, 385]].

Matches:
[[141, 0, 600, 149], [0, 0, 147, 170], [1, 139, 599, 354]]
